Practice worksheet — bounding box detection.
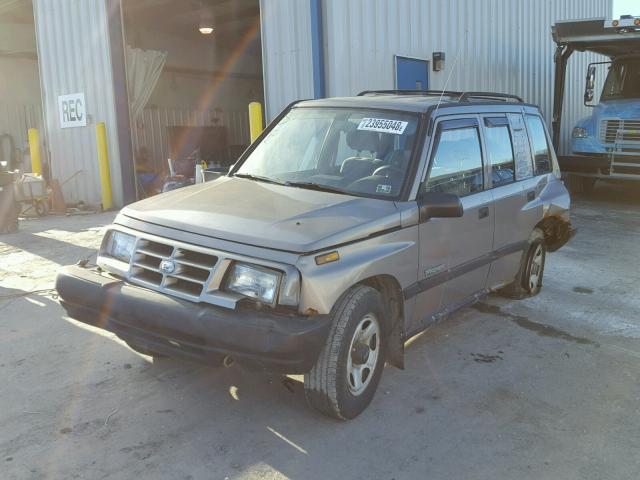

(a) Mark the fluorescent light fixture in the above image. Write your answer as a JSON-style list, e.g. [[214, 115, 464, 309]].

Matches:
[[199, 11, 214, 35]]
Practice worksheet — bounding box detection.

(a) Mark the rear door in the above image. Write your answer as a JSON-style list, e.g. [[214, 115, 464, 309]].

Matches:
[[416, 117, 494, 315], [481, 115, 528, 286]]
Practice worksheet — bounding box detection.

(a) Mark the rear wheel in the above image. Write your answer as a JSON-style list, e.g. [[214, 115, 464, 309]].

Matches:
[[304, 285, 387, 420], [500, 228, 546, 299]]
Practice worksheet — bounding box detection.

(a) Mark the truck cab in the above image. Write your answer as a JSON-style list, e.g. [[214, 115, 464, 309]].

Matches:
[[552, 16, 640, 192]]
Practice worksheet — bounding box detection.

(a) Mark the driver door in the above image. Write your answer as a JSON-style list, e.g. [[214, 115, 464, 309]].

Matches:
[[412, 117, 494, 329]]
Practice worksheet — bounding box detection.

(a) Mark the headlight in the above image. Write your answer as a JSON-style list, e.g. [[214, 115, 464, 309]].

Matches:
[[105, 231, 136, 264], [224, 263, 280, 304], [572, 127, 588, 138]]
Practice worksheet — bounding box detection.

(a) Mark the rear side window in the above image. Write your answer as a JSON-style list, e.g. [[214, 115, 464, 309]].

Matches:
[[526, 115, 552, 174], [426, 125, 484, 197], [507, 113, 534, 180], [483, 117, 515, 187]]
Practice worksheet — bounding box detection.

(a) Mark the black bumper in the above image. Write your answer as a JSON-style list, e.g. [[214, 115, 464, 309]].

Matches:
[[56, 265, 331, 373], [558, 154, 610, 173]]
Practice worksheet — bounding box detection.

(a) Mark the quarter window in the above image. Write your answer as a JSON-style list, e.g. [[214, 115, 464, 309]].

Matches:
[[507, 113, 534, 180], [526, 115, 552, 174], [483, 117, 515, 187], [426, 125, 483, 197]]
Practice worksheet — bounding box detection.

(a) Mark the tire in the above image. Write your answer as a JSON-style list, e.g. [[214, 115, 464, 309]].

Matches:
[[500, 228, 546, 299], [581, 177, 596, 194], [304, 285, 387, 420], [34, 199, 47, 217], [125, 341, 167, 358]]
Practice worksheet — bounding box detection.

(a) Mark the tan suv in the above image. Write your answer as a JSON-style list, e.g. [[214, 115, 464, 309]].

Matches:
[[57, 91, 574, 419]]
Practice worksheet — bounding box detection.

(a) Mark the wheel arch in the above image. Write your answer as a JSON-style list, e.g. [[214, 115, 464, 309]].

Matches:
[[535, 215, 575, 252], [358, 274, 405, 370]]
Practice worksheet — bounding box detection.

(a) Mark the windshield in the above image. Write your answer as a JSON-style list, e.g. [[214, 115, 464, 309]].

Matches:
[[235, 107, 419, 199], [601, 60, 640, 100]]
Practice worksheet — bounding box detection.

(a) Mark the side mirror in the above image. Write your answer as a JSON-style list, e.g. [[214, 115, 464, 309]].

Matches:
[[417, 191, 464, 222], [584, 64, 596, 105]]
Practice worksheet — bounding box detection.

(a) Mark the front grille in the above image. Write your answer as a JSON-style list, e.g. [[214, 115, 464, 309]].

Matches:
[[130, 239, 218, 299], [600, 119, 640, 144]]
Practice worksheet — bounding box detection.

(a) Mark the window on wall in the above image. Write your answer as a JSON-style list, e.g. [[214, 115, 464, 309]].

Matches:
[[426, 123, 484, 197], [484, 117, 516, 187], [526, 115, 552, 175]]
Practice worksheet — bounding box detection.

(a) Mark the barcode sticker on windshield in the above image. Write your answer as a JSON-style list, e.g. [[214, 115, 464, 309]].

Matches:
[[358, 118, 408, 135]]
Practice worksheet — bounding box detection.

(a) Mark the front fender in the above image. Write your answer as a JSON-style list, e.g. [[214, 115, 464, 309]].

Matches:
[[296, 227, 419, 315]]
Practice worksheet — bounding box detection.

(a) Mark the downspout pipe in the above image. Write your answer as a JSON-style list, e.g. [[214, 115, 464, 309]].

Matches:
[[310, 0, 326, 99]]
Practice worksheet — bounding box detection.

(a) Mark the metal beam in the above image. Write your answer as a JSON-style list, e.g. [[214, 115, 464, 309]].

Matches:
[[310, 0, 325, 99]]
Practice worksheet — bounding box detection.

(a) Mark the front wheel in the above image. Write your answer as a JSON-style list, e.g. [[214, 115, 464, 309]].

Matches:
[[304, 285, 387, 420]]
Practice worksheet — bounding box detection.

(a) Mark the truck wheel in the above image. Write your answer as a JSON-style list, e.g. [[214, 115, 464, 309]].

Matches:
[[304, 285, 387, 420], [581, 177, 596, 194], [500, 228, 546, 299]]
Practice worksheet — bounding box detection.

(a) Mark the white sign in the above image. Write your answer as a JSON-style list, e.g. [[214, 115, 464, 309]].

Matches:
[[357, 117, 408, 135], [58, 93, 86, 128]]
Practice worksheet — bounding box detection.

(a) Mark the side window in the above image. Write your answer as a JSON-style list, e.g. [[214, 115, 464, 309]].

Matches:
[[507, 113, 534, 180], [483, 117, 515, 187], [426, 124, 484, 197], [526, 115, 552, 175]]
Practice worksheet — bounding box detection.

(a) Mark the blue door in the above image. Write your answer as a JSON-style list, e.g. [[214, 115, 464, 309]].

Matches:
[[395, 56, 429, 91]]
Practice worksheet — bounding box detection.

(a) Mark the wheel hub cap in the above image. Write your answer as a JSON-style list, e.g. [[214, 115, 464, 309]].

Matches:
[[347, 313, 380, 396]]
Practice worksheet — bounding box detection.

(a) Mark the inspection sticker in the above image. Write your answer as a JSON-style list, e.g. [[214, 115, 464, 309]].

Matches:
[[376, 184, 392, 194], [358, 117, 408, 135]]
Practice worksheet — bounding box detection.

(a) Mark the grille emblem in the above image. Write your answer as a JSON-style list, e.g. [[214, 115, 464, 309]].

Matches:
[[160, 259, 176, 274]]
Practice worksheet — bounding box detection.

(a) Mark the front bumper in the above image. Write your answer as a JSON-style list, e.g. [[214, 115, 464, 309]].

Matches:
[[56, 265, 331, 373]]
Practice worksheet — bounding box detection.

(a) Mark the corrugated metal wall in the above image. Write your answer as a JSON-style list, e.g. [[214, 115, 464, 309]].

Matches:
[[33, 0, 122, 206], [260, 0, 315, 121], [131, 107, 250, 171], [0, 102, 43, 157], [262, 0, 612, 154]]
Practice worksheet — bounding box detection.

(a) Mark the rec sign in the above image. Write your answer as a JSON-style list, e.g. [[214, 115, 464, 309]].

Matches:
[[58, 93, 86, 128]]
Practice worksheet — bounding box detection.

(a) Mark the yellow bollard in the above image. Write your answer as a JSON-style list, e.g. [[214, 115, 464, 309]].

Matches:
[[95, 122, 113, 211], [28, 128, 42, 175], [248, 102, 264, 143]]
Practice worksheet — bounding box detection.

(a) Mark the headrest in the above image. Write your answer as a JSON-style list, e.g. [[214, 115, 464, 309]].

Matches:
[[346, 129, 379, 153]]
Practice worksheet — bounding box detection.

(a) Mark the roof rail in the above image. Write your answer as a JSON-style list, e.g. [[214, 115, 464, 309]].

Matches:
[[458, 91, 524, 103], [357, 89, 524, 103], [357, 89, 464, 98]]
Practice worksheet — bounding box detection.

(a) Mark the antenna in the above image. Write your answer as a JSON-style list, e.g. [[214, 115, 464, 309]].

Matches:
[[434, 32, 465, 114]]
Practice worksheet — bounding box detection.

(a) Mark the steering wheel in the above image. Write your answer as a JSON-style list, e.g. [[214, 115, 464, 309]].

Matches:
[[373, 165, 404, 179]]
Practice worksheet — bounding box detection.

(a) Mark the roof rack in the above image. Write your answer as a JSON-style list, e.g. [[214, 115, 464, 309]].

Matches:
[[459, 91, 524, 103], [357, 90, 463, 97], [357, 89, 523, 103]]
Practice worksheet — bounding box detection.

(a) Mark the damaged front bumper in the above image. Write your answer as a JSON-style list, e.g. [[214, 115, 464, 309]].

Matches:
[[55, 265, 331, 373]]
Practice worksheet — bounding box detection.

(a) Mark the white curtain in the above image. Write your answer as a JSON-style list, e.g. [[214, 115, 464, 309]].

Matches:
[[125, 46, 167, 121]]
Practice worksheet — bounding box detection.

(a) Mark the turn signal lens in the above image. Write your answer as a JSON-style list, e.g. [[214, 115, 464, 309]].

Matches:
[[634, 18, 640, 26], [315, 251, 340, 265]]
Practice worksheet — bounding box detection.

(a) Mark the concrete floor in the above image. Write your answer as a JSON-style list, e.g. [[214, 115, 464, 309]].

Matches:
[[1, 182, 639, 480]]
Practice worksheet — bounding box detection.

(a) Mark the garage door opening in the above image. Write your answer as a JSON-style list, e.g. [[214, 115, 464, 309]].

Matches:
[[121, 0, 263, 198], [0, 0, 45, 177]]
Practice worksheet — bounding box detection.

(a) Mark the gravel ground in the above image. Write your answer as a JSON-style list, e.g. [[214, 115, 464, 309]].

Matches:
[[1, 182, 639, 480]]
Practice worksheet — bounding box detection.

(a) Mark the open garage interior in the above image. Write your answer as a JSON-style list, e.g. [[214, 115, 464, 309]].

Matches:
[[121, 0, 263, 197], [0, 0, 43, 175]]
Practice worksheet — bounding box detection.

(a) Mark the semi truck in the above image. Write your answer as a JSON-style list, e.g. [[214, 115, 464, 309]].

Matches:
[[551, 15, 640, 193]]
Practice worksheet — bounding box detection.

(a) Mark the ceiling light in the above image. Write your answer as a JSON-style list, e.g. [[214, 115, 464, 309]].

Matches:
[[199, 12, 214, 35]]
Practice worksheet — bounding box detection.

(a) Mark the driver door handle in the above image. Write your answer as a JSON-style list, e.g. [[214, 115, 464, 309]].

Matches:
[[478, 206, 490, 219]]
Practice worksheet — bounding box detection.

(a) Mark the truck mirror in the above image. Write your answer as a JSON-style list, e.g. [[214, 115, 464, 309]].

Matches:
[[584, 64, 596, 105]]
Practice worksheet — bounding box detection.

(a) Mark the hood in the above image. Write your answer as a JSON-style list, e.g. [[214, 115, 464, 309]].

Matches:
[[596, 98, 640, 119], [120, 177, 401, 253]]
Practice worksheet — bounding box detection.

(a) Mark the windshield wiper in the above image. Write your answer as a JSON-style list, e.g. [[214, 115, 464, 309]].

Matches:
[[285, 181, 355, 196], [233, 173, 288, 185]]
